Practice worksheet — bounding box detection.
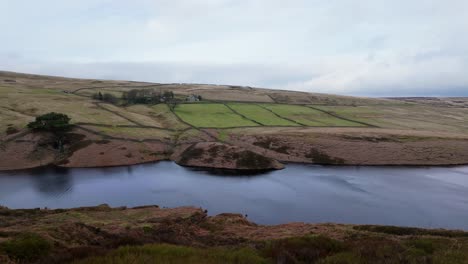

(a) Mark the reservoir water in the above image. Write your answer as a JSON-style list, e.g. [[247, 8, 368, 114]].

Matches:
[[1, 162, 468, 230]]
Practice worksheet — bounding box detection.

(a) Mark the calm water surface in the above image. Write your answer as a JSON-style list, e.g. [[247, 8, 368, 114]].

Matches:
[[1, 162, 468, 230]]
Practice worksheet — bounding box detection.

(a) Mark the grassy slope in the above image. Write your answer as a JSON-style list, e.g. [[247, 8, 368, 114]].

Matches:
[[227, 103, 299, 126], [2, 71, 468, 138], [261, 104, 365, 127], [174, 103, 259, 128], [127, 104, 189, 129], [315, 105, 468, 133]]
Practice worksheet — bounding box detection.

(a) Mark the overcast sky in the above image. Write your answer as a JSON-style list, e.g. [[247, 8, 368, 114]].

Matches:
[[1, 0, 468, 96]]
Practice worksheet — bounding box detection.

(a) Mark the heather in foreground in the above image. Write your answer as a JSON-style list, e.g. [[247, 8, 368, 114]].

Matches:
[[1, 205, 468, 263]]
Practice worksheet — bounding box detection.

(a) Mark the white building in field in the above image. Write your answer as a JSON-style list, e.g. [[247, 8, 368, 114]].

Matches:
[[186, 94, 201, 102]]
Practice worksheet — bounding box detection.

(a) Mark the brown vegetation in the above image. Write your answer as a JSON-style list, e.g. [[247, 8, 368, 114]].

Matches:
[[1, 205, 468, 263], [175, 142, 284, 170]]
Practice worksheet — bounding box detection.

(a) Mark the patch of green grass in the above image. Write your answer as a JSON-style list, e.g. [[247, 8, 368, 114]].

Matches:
[[73, 244, 267, 264], [228, 103, 298, 126], [217, 130, 229, 142], [0, 233, 52, 262], [261, 104, 364, 127], [175, 104, 259, 128]]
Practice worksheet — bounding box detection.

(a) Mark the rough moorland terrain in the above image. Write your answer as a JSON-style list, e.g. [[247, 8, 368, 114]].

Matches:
[[1, 205, 468, 263], [2, 70, 468, 170]]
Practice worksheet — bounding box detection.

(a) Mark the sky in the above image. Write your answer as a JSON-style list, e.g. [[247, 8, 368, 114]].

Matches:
[[1, 0, 468, 96]]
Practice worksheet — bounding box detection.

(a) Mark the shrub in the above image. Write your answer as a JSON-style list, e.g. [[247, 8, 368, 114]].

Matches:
[[318, 252, 362, 264], [262, 235, 346, 263], [27, 112, 71, 132], [0, 233, 52, 262], [102, 93, 118, 104], [5, 126, 19, 135], [92, 92, 103, 100]]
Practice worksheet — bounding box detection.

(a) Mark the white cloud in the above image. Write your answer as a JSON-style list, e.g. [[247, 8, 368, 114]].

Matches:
[[1, 0, 468, 96]]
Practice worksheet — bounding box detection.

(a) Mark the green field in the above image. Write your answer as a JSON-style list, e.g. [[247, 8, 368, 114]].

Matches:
[[174, 103, 365, 128], [261, 104, 364, 127], [314, 105, 468, 133], [227, 103, 299, 126], [174, 104, 259, 128]]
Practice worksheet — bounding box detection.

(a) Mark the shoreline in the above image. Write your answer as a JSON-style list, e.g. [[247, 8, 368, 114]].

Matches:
[[4, 127, 468, 172], [2, 204, 468, 231], [2, 159, 468, 173]]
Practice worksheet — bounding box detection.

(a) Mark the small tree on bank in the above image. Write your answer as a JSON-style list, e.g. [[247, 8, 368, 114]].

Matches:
[[167, 98, 180, 111], [28, 112, 72, 152], [93, 92, 117, 104]]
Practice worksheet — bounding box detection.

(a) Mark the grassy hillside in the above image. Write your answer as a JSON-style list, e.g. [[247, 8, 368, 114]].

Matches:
[[2, 70, 467, 139], [2, 70, 468, 169]]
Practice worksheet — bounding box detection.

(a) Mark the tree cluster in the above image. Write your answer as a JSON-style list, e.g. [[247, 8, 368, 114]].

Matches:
[[27, 112, 72, 132], [121, 89, 174, 105], [92, 92, 118, 104]]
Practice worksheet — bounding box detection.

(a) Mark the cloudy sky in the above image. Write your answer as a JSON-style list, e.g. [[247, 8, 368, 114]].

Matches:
[[1, 0, 468, 96]]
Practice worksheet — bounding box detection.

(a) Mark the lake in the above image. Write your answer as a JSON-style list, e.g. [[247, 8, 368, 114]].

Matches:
[[1, 162, 468, 230]]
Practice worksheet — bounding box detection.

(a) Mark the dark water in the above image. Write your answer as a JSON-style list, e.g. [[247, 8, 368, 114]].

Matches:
[[1, 162, 468, 230]]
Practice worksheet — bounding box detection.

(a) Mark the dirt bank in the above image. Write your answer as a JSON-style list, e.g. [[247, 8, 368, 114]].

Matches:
[[2, 127, 468, 171], [227, 127, 468, 166], [172, 142, 284, 170], [0, 129, 171, 171]]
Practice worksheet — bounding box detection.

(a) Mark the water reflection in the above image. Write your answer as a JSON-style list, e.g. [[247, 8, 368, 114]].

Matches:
[[30, 167, 72, 197], [0, 162, 468, 230]]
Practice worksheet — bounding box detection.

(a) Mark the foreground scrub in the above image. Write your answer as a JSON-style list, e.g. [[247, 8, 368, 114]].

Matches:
[[1, 205, 468, 264]]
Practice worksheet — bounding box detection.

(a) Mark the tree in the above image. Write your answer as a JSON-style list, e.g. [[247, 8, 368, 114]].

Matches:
[[27, 112, 72, 152], [163, 91, 174, 99], [167, 98, 180, 111], [102, 93, 118, 104], [121, 89, 177, 105], [92, 91, 104, 101], [28, 112, 71, 132]]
